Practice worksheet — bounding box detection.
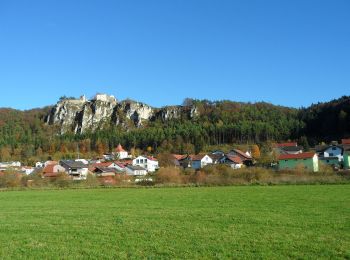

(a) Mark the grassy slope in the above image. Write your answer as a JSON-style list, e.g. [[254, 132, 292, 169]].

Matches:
[[0, 185, 349, 259]]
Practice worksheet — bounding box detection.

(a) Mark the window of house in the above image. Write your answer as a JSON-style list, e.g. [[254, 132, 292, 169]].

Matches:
[[329, 153, 334, 156], [136, 159, 139, 164]]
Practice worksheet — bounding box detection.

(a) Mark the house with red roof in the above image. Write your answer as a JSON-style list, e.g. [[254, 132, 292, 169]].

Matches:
[[278, 152, 319, 172], [227, 149, 254, 166], [43, 164, 66, 178], [274, 142, 303, 155], [190, 154, 213, 169], [222, 155, 243, 169]]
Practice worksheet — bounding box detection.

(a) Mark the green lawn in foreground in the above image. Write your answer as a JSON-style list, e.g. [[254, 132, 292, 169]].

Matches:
[[0, 185, 349, 259]]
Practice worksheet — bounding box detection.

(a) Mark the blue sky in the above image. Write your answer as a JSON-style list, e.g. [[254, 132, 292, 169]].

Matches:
[[0, 0, 349, 110]]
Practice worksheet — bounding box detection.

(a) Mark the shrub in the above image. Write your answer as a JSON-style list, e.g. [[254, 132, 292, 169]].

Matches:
[[156, 167, 183, 184]]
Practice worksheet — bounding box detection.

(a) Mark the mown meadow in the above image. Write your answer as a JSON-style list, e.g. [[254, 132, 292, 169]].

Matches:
[[0, 185, 349, 259]]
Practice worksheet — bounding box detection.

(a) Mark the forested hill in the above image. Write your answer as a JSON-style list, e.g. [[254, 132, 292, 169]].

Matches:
[[0, 95, 349, 163], [299, 96, 350, 143]]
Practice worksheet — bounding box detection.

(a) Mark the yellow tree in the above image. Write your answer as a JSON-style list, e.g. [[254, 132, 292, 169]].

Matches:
[[251, 144, 261, 159]]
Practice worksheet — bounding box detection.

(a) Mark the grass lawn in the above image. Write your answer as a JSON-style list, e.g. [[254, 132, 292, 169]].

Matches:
[[0, 185, 349, 259]]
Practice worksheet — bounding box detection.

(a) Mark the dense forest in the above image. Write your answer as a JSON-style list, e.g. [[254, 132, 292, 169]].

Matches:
[[0, 96, 349, 164]]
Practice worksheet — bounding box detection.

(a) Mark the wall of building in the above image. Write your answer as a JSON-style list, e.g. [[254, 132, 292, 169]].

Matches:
[[279, 157, 317, 172]]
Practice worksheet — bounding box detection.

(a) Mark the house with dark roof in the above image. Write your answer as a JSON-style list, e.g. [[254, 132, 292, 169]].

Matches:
[[316, 144, 343, 162], [93, 167, 122, 177], [59, 160, 89, 180], [278, 152, 319, 172], [208, 153, 224, 164]]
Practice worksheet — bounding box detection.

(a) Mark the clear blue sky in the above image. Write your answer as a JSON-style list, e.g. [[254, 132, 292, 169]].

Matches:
[[0, 0, 349, 110]]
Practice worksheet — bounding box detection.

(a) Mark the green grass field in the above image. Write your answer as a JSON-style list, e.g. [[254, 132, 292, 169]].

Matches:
[[0, 185, 349, 259]]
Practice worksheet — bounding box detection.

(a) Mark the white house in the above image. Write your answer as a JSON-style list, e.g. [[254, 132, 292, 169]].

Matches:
[[21, 167, 35, 175], [133, 156, 159, 172], [190, 154, 213, 169], [323, 145, 343, 161], [115, 144, 128, 159], [35, 162, 44, 168], [125, 165, 148, 176], [0, 161, 21, 168]]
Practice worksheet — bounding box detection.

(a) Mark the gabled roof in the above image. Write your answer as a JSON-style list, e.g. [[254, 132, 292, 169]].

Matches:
[[230, 149, 252, 160], [114, 162, 126, 168], [135, 155, 158, 161], [208, 154, 224, 161], [278, 152, 316, 160], [115, 144, 126, 152], [280, 146, 303, 152], [225, 155, 243, 164], [60, 160, 87, 169], [275, 142, 298, 148], [92, 162, 114, 168], [316, 145, 343, 153], [172, 154, 187, 161], [190, 154, 207, 161]]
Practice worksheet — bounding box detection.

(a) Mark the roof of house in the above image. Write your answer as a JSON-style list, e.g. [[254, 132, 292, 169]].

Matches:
[[341, 139, 350, 145], [115, 144, 126, 152], [190, 154, 207, 161], [45, 160, 58, 165], [316, 145, 343, 153], [225, 155, 243, 164], [278, 152, 316, 160], [114, 162, 126, 168], [60, 160, 87, 169], [172, 154, 187, 161], [127, 165, 147, 171], [92, 162, 114, 168], [280, 146, 303, 152], [230, 149, 252, 160], [275, 142, 298, 148], [208, 154, 224, 161], [93, 167, 121, 173]]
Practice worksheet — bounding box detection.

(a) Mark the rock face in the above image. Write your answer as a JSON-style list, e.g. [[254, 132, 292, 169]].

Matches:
[[46, 94, 198, 134]]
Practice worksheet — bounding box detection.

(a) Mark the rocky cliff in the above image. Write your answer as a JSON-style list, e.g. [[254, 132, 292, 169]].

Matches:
[[46, 94, 198, 134]]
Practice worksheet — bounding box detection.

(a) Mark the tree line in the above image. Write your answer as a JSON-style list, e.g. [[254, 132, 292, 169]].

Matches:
[[0, 96, 349, 164]]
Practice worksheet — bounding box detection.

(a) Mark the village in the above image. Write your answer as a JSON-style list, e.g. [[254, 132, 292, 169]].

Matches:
[[0, 139, 349, 184]]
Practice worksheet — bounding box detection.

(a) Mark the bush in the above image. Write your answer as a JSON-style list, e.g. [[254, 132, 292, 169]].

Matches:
[[0, 171, 22, 188], [156, 167, 183, 184]]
